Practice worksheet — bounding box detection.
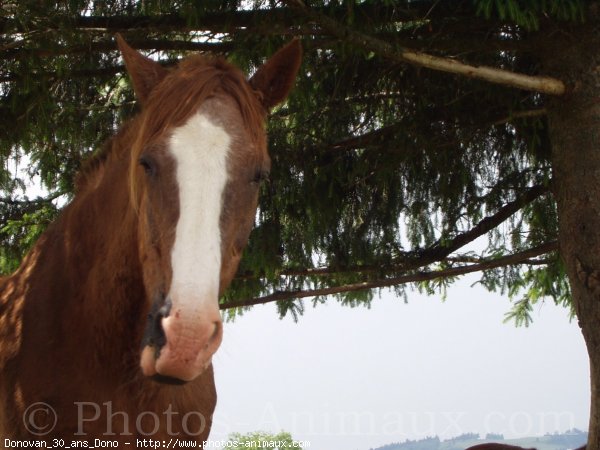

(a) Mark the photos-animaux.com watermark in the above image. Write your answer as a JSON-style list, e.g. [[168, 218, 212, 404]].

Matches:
[[22, 401, 209, 437]]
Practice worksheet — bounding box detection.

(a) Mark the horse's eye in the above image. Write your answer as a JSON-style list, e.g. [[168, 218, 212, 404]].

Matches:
[[252, 169, 270, 184], [139, 155, 156, 177]]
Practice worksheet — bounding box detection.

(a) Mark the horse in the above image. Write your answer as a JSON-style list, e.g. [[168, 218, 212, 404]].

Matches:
[[465, 444, 587, 450], [465, 444, 536, 450], [0, 35, 301, 444]]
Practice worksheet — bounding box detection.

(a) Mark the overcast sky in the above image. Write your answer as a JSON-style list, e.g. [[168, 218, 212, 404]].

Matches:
[[210, 274, 590, 450]]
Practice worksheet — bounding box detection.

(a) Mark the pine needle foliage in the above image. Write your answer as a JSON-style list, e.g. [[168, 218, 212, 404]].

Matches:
[[2, 0, 590, 323]]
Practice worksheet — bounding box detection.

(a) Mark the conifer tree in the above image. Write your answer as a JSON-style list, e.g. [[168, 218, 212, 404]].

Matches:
[[2, 1, 599, 446]]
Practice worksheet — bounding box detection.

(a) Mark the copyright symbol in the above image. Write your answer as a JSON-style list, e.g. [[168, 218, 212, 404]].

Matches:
[[23, 402, 57, 436]]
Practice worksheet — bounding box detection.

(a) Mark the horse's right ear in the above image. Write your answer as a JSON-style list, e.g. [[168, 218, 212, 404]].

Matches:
[[116, 34, 168, 105]]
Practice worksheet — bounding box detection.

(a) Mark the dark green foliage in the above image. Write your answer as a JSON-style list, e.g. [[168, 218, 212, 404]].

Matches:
[[227, 430, 297, 448], [0, 200, 59, 274], [1, 0, 587, 323], [474, 0, 586, 30]]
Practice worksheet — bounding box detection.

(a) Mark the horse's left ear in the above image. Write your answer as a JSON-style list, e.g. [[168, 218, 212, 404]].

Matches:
[[116, 34, 168, 105], [249, 39, 302, 111]]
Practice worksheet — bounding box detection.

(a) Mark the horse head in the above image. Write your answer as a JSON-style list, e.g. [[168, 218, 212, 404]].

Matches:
[[117, 35, 301, 383]]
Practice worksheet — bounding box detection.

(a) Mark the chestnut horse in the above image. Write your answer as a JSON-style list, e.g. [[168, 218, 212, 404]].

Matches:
[[0, 36, 301, 444], [466, 444, 586, 450], [466, 444, 536, 450]]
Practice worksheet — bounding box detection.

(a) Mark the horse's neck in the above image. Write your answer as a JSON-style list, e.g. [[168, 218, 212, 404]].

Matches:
[[56, 152, 146, 332]]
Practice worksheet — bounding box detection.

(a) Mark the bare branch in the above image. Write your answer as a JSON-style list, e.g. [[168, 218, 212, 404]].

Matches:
[[282, 0, 567, 96]]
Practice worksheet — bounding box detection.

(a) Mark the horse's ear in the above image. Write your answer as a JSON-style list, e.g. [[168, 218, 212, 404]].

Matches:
[[116, 34, 168, 105], [249, 39, 302, 111]]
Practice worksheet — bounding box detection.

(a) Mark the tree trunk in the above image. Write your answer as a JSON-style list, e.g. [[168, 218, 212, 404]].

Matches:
[[546, 28, 600, 450]]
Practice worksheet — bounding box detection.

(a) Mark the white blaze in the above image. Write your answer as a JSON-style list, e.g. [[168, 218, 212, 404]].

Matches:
[[168, 111, 230, 309]]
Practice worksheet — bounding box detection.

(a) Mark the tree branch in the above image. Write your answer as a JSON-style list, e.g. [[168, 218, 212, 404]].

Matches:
[[315, 107, 547, 155], [282, 0, 566, 96], [0, 191, 66, 205], [322, 122, 402, 153], [0, 3, 474, 35], [0, 60, 179, 83], [235, 184, 549, 283], [409, 185, 549, 264], [220, 241, 558, 309], [492, 108, 548, 125], [0, 39, 233, 60]]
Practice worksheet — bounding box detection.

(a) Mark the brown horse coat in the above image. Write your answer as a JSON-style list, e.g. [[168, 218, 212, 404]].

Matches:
[[0, 37, 301, 444]]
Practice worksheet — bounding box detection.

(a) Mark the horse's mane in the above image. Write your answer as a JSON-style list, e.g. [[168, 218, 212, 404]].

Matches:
[[75, 54, 266, 193], [75, 122, 135, 192]]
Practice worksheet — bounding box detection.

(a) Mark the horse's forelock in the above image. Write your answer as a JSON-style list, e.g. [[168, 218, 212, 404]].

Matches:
[[72, 54, 264, 206]]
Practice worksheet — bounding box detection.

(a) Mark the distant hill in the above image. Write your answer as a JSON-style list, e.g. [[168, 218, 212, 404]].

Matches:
[[371, 430, 588, 450]]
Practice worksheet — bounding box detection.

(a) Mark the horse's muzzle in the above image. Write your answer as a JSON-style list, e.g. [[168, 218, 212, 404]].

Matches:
[[140, 290, 223, 383]]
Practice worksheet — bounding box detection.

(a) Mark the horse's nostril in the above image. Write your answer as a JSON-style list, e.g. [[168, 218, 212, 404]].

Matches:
[[142, 294, 171, 355], [158, 298, 172, 318]]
